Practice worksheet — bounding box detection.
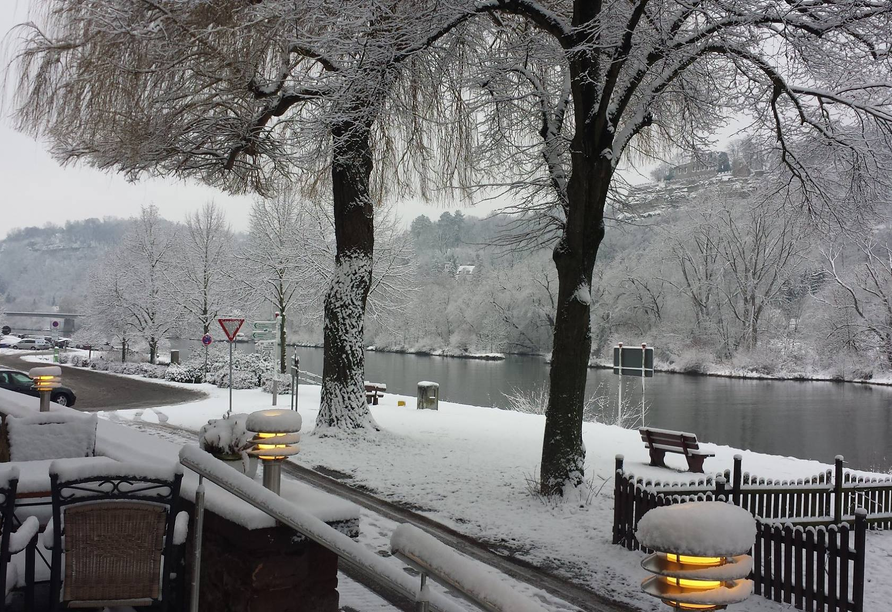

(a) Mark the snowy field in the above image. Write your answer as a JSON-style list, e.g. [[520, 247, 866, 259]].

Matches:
[[96, 377, 892, 612]]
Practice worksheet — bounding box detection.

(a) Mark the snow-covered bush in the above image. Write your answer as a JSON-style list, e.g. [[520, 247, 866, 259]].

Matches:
[[198, 413, 252, 457], [213, 370, 257, 390], [668, 348, 715, 374], [262, 373, 291, 394], [165, 363, 204, 384]]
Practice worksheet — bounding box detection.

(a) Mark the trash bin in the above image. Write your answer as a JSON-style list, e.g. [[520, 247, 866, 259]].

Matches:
[[417, 381, 439, 410]]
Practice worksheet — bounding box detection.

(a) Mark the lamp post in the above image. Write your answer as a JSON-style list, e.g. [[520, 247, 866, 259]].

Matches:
[[245, 409, 302, 495], [29, 366, 62, 412], [637, 501, 755, 611]]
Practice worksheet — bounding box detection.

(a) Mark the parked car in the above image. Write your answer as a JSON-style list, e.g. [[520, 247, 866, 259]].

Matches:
[[14, 338, 53, 351], [0, 367, 77, 407], [55, 337, 71, 348], [0, 336, 21, 349]]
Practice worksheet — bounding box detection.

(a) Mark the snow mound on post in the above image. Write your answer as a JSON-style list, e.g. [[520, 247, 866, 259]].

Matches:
[[636, 501, 756, 556], [391, 524, 550, 612], [245, 409, 302, 433]]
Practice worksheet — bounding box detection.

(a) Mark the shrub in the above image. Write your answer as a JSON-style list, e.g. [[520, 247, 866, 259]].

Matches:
[[165, 364, 204, 384]]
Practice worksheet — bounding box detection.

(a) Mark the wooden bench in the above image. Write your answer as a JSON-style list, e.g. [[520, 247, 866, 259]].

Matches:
[[364, 382, 386, 405], [639, 427, 714, 473]]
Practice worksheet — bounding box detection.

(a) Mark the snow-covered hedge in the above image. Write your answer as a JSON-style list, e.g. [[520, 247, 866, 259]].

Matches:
[[165, 363, 204, 384]]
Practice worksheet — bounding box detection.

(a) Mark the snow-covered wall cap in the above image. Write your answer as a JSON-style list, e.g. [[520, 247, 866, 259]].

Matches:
[[636, 501, 756, 557], [50, 459, 183, 483], [245, 409, 302, 433], [28, 366, 61, 378], [8, 412, 92, 425], [417, 381, 439, 387], [0, 467, 20, 490]]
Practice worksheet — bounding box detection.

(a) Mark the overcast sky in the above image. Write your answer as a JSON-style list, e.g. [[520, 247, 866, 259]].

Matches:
[[0, 1, 503, 239]]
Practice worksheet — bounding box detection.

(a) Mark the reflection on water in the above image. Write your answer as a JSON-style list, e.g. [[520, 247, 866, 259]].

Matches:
[[171, 341, 892, 472]]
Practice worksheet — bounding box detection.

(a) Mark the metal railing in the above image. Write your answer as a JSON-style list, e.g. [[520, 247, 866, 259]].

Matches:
[[180, 446, 540, 612]]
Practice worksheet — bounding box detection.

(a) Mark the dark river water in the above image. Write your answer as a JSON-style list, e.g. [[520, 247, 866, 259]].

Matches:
[[173, 342, 892, 472]]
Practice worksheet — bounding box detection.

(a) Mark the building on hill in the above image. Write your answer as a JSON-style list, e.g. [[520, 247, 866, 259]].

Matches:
[[667, 151, 731, 181]]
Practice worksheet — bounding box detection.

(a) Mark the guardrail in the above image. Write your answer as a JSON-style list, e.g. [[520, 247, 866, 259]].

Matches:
[[180, 446, 543, 612]]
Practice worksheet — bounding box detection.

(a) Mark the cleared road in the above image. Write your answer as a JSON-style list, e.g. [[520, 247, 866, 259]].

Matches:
[[0, 351, 206, 411]]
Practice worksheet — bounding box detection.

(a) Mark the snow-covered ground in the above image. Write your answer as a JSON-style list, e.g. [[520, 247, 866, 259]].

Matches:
[[101, 379, 892, 612]]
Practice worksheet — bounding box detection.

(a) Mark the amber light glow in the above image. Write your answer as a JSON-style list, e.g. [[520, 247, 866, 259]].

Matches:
[[256, 432, 288, 459], [665, 554, 724, 566], [664, 577, 723, 589]]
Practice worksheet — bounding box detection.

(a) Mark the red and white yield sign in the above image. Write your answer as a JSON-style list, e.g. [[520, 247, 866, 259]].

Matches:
[[217, 318, 245, 342]]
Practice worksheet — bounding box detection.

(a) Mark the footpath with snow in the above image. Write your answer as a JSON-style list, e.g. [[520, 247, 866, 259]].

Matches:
[[96, 378, 892, 611]]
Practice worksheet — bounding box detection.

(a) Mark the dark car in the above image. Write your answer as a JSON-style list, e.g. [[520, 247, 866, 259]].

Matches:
[[0, 367, 77, 407]]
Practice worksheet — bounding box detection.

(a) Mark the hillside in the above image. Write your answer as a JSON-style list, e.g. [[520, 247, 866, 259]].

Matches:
[[0, 218, 128, 314]]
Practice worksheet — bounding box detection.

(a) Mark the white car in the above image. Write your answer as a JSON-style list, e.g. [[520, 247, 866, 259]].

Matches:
[[14, 338, 53, 350]]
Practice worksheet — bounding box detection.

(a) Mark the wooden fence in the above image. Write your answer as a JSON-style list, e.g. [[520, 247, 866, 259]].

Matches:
[[612, 454, 880, 612]]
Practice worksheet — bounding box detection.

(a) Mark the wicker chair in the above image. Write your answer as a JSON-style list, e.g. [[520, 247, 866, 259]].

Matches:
[[44, 462, 187, 611], [0, 467, 40, 612]]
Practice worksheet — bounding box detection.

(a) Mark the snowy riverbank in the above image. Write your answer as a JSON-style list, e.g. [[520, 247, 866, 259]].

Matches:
[[102, 379, 892, 612]]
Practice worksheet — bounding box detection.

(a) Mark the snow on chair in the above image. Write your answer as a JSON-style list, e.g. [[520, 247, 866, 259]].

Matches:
[[6, 413, 97, 462], [0, 466, 39, 612], [44, 461, 187, 612]]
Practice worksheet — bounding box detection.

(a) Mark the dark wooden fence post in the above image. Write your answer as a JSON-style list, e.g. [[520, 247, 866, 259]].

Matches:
[[613, 455, 624, 545], [853, 508, 867, 612], [716, 476, 726, 501], [834, 455, 845, 525], [732, 454, 742, 506]]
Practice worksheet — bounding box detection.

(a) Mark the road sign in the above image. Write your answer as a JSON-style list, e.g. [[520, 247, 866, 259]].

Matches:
[[252, 320, 277, 341], [613, 344, 654, 377], [217, 318, 245, 342], [201, 334, 213, 346], [52, 320, 59, 329]]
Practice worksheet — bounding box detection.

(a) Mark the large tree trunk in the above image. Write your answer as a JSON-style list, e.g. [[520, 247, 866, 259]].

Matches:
[[540, 148, 611, 495], [278, 311, 287, 374], [315, 119, 379, 432]]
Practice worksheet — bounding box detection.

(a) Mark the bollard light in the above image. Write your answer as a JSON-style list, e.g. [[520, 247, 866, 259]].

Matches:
[[29, 366, 61, 412], [245, 409, 302, 495], [638, 501, 755, 611]]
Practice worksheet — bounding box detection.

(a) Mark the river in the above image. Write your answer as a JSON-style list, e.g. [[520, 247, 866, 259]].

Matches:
[[174, 342, 892, 472]]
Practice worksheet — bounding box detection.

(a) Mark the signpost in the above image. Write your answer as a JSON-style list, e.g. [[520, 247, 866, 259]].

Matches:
[[51, 320, 60, 363], [217, 318, 245, 416], [290, 353, 300, 412], [201, 333, 213, 375], [253, 319, 281, 405], [613, 343, 654, 426]]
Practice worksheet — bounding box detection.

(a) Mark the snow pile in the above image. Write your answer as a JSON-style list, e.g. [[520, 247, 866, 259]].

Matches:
[[636, 501, 756, 556], [0, 466, 19, 491], [245, 409, 302, 433], [391, 524, 549, 612], [6, 412, 98, 461]]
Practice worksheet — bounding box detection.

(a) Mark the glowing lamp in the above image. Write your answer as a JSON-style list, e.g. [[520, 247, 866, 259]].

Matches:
[[245, 409, 302, 495], [637, 501, 755, 611], [29, 366, 62, 412]]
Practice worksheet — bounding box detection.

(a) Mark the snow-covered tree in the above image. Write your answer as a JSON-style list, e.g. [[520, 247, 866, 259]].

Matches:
[[424, 0, 892, 494], [238, 192, 312, 374], [172, 202, 236, 338], [8, 0, 479, 433]]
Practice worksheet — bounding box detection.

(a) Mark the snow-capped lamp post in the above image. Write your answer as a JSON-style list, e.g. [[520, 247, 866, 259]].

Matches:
[[246, 409, 301, 495], [637, 501, 755, 611], [29, 365, 61, 412]]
